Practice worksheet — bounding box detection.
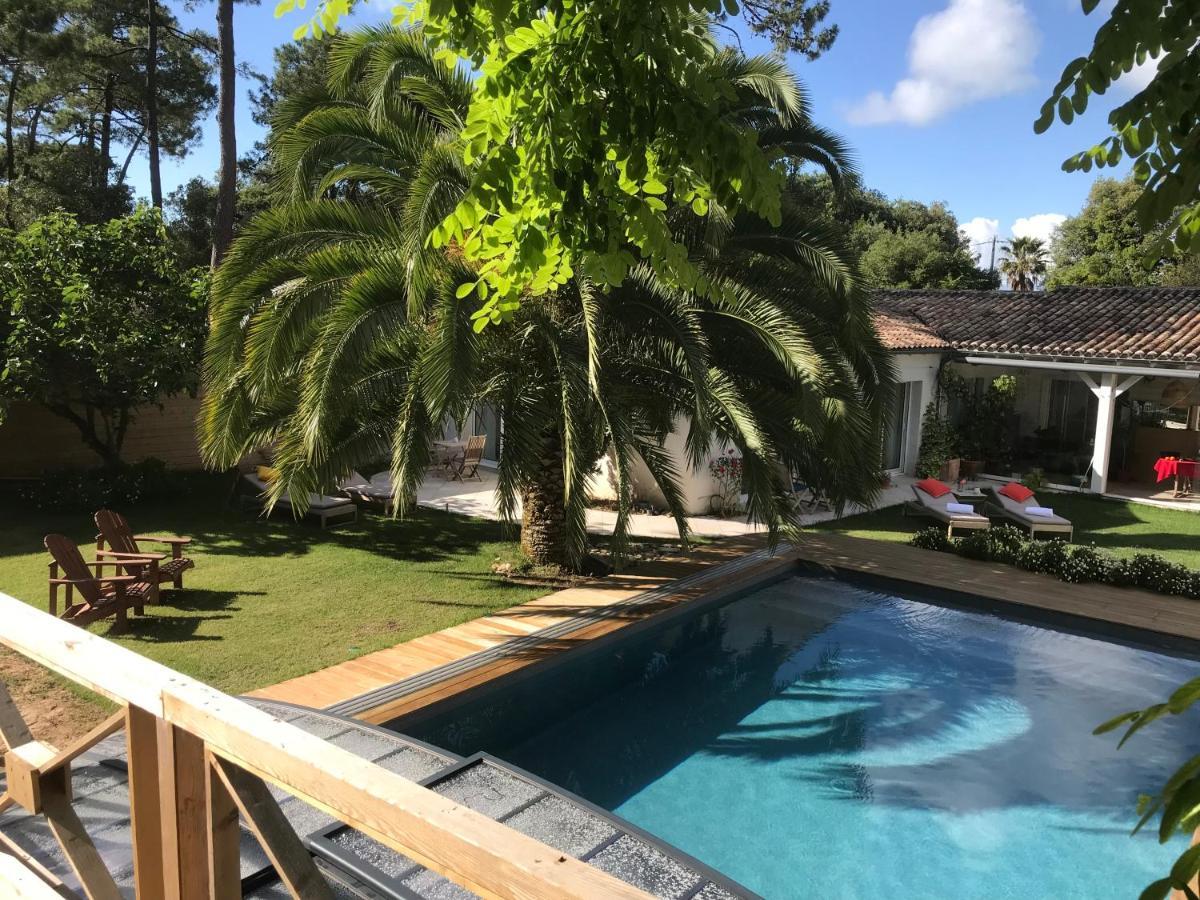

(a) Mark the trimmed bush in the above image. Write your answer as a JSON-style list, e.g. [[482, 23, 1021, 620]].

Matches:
[[15, 458, 184, 512], [909, 526, 1200, 602]]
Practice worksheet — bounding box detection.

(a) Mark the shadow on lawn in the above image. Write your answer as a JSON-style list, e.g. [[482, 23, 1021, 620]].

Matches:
[[106, 589, 255, 643]]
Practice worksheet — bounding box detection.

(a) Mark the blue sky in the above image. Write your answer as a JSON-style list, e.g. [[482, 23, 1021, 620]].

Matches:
[[135, 0, 1145, 258]]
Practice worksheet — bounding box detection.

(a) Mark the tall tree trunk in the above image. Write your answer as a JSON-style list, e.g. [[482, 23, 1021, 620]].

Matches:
[[25, 103, 41, 157], [4, 63, 19, 181], [98, 72, 115, 189], [520, 428, 570, 569], [145, 0, 162, 207], [211, 0, 236, 268], [46, 403, 125, 469]]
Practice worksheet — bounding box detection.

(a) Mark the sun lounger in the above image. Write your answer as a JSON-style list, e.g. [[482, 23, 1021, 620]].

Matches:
[[240, 473, 358, 529], [985, 485, 1074, 541], [338, 471, 396, 508], [905, 482, 991, 537]]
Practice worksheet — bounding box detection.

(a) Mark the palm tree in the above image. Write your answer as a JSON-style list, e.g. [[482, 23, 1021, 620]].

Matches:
[[200, 26, 893, 571], [999, 236, 1049, 291]]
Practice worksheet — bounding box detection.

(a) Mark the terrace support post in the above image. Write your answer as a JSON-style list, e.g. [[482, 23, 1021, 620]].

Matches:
[[157, 720, 232, 899], [126, 706, 166, 898], [1078, 372, 1141, 494]]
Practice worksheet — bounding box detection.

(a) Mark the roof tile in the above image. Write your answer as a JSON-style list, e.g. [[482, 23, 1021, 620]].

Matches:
[[873, 287, 1200, 364]]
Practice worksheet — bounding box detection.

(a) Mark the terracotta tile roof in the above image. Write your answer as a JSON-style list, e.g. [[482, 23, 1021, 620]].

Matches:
[[873, 308, 949, 352], [873, 286, 1200, 365]]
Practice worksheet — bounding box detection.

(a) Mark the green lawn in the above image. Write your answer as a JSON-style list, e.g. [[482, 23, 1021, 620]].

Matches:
[[813, 491, 1200, 568], [0, 478, 550, 696]]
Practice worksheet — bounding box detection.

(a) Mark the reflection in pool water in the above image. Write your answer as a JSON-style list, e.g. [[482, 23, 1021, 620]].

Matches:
[[404, 574, 1200, 899]]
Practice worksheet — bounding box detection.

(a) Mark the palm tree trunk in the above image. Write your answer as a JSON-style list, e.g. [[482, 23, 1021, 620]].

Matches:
[[210, 0, 236, 267], [145, 0, 162, 208], [520, 428, 569, 569]]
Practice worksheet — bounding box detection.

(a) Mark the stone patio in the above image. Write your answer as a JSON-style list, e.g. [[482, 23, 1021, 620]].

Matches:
[[415, 467, 919, 538]]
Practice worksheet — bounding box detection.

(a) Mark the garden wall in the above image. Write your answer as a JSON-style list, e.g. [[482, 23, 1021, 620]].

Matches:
[[0, 396, 204, 476]]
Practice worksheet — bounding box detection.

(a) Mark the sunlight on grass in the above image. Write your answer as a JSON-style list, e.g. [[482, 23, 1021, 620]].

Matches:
[[0, 479, 546, 695]]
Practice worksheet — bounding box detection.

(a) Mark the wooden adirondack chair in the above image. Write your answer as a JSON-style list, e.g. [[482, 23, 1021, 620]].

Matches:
[[44, 534, 159, 633], [451, 435, 488, 482], [94, 509, 195, 589]]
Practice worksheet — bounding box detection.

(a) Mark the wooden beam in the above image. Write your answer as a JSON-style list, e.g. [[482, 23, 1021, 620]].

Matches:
[[167, 684, 649, 900], [125, 706, 166, 899], [38, 711, 124, 776], [155, 717, 182, 900], [211, 756, 335, 900], [166, 727, 212, 900], [0, 851, 68, 899], [0, 680, 34, 749], [4, 741, 58, 813], [0, 590, 652, 900], [206, 752, 241, 900], [40, 769, 122, 900], [0, 832, 74, 898]]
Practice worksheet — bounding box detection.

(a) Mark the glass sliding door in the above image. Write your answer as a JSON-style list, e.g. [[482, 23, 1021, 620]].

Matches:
[[883, 382, 914, 472], [472, 405, 502, 464]]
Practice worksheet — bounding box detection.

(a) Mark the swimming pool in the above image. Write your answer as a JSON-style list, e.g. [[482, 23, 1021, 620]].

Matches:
[[401, 571, 1200, 899]]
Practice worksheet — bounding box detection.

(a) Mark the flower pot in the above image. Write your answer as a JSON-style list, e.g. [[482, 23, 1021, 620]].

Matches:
[[939, 458, 961, 483]]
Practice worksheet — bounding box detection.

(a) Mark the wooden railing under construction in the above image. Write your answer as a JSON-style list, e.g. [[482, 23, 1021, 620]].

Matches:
[[0, 590, 651, 899]]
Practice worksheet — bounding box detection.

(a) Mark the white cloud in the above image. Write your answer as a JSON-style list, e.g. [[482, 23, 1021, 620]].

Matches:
[[1011, 213, 1067, 245], [1117, 55, 1159, 94], [960, 216, 999, 249], [847, 0, 1040, 126]]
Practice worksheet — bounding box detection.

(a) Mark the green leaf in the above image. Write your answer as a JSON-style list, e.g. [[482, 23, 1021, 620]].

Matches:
[[1058, 96, 1074, 125], [1139, 878, 1173, 900], [455, 281, 477, 299], [274, 0, 295, 17], [292, 22, 309, 40], [691, 197, 709, 216]]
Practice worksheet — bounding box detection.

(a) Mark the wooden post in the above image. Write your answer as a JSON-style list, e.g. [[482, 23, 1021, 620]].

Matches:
[[206, 752, 241, 900], [158, 723, 214, 899], [126, 707, 165, 898]]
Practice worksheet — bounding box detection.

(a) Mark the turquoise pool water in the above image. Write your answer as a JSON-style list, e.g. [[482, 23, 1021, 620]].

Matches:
[[406, 573, 1200, 898]]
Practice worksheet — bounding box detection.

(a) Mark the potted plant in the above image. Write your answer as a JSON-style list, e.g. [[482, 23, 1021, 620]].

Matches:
[[916, 403, 958, 482]]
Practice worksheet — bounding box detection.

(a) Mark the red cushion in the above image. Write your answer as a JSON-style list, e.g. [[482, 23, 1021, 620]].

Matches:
[[915, 478, 952, 498], [999, 482, 1034, 503]]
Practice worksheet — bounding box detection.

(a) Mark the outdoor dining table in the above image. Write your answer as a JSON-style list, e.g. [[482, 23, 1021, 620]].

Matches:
[[432, 439, 466, 474], [1153, 457, 1198, 496]]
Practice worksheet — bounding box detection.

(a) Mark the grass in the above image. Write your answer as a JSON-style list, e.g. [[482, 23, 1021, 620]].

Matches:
[[0, 476, 552, 697], [813, 490, 1200, 568]]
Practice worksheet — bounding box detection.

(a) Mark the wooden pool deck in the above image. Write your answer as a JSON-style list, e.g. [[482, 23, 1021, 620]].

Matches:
[[252, 532, 1200, 723], [250, 535, 786, 722]]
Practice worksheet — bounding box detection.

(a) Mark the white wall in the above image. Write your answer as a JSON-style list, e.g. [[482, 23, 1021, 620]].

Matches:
[[892, 353, 944, 476], [591, 351, 947, 513]]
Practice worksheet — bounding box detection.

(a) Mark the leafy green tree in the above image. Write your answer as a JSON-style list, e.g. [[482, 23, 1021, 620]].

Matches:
[[788, 174, 998, 289], [720, 0, 837, 59], [1159, 253, 1200, 287], [1036, 0, 1200, 259], [0, 208, 208, 467], [201, 26, 891, 570], [276, 0, 808, 331], [1048, 177, 1166, 288], [999, 236, 1049, 291]]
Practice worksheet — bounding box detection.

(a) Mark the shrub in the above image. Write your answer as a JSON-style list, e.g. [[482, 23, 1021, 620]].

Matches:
[[911, 526, 952, 552], [908, 526, 1200, 602], [16, 458, 183, 512]]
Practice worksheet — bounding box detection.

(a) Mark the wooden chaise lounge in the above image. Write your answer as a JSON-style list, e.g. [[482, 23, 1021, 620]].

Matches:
[[95, 509, 195, 588], [904, 479, 991, 538], [985, 484, 1075, 541], [44, 534, 159, 633]]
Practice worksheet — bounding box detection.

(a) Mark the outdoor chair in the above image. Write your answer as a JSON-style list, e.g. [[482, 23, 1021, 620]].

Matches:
[[338, 471, 396, 509], [94, 509, 195, 589], [449, 435, 487, 482], [984, 483, 1074, 541], [904, 479, 990, 538], [239, 471, 358, 529], [44, 534, 159, 633]]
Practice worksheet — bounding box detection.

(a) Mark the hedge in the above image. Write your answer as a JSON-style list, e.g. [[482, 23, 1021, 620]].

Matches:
[[910, 524, 1200, 601]]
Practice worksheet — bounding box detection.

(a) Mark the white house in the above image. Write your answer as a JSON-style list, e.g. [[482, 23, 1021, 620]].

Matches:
[[619, 286, 1200, 513]]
